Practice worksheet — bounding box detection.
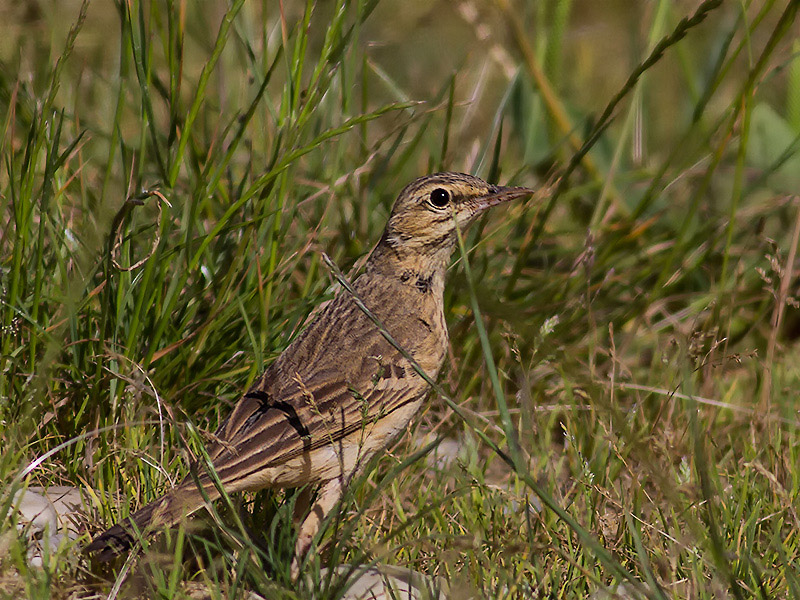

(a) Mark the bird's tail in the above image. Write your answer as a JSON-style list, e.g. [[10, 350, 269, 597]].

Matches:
[[85, 487, 208, 561]]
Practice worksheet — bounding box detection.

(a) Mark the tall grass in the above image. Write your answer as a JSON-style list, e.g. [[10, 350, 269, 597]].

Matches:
[[1, 0, 799, 598]]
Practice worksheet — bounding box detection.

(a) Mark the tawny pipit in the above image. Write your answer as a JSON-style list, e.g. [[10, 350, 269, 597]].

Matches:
[[87, 172, 533, 572]]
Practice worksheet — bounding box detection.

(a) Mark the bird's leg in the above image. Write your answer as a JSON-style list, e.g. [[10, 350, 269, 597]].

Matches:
[[290, 477, 343, 578], [291, 485, 314, 525]]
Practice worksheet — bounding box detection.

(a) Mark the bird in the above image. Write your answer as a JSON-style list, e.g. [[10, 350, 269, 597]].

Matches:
[[86, 172, 534, 575]]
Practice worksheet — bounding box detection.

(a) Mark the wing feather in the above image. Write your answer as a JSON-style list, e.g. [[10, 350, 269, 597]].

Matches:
[[198, 272, 444, 490]]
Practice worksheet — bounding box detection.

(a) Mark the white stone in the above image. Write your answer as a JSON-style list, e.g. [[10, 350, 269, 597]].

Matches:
[[312, 564, 448, 600]]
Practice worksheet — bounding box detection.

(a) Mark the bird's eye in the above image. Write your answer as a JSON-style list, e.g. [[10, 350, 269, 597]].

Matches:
[[429, 188, 450, 209]]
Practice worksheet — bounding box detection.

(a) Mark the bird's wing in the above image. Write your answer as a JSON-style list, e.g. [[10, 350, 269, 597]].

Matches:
[[202, 364, 421, 489], [197, 280, 436, 491]]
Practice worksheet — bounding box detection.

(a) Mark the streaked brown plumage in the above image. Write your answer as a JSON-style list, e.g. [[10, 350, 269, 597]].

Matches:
[[86, 172, 533, 574]]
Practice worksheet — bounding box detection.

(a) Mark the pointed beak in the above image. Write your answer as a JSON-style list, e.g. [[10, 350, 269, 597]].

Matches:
[[467, 185, 535, 213]]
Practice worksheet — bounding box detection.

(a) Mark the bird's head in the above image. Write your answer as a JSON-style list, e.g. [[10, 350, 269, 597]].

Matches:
[[379, 172, 533, 259]]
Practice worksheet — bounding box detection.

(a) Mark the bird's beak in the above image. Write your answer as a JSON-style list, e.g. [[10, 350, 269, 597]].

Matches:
[[467, 186, 535, 214]]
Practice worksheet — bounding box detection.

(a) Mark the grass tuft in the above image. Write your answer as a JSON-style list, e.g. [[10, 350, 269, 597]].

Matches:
[[1, 1, 799, 598]]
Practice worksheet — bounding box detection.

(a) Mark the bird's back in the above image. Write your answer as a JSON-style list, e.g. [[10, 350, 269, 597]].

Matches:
[[200, 264, 448, 491]]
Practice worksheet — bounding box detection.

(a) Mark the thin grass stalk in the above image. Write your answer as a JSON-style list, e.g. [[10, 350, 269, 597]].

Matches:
[[453, 214, 522, 467], [625, 512, 668, 600], [717, 77, 754, 316], [496, 0, 601, 177], [184, 420, 266, 562], [99, 19, 129, 209], [438, 74, 456, 172], [166, 0, 185, 142], [29, 112, 61, 366], [789, 39, 800, 131], [300, 436, 445, 596], [690, 405, 746, 600], [188, 102, 412, 271], [295, 0, 351, 129], [263, 170, 290, 334], [721, 0, 798, 293], [2, 114, 44, 365], [544, 0, 573, 85], [760, 197, 800, 410], [589, 0, 670, 230], [141, 68, 396, 364], [619, 0, 800, 358], [23, 0, 89, 365], [205, 50, 282, 197], [504, 0, 725, 296], [288, 0, 315, 121], [320, 253, 647, 594], [125, 0, 167, 181], [167, 0, 247, 187], [690, 0, 777, 126], [627, 0, 745, 222]]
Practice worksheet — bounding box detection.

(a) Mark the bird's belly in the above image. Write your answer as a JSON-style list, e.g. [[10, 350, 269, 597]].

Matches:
[[236, 398, 424, 489]]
